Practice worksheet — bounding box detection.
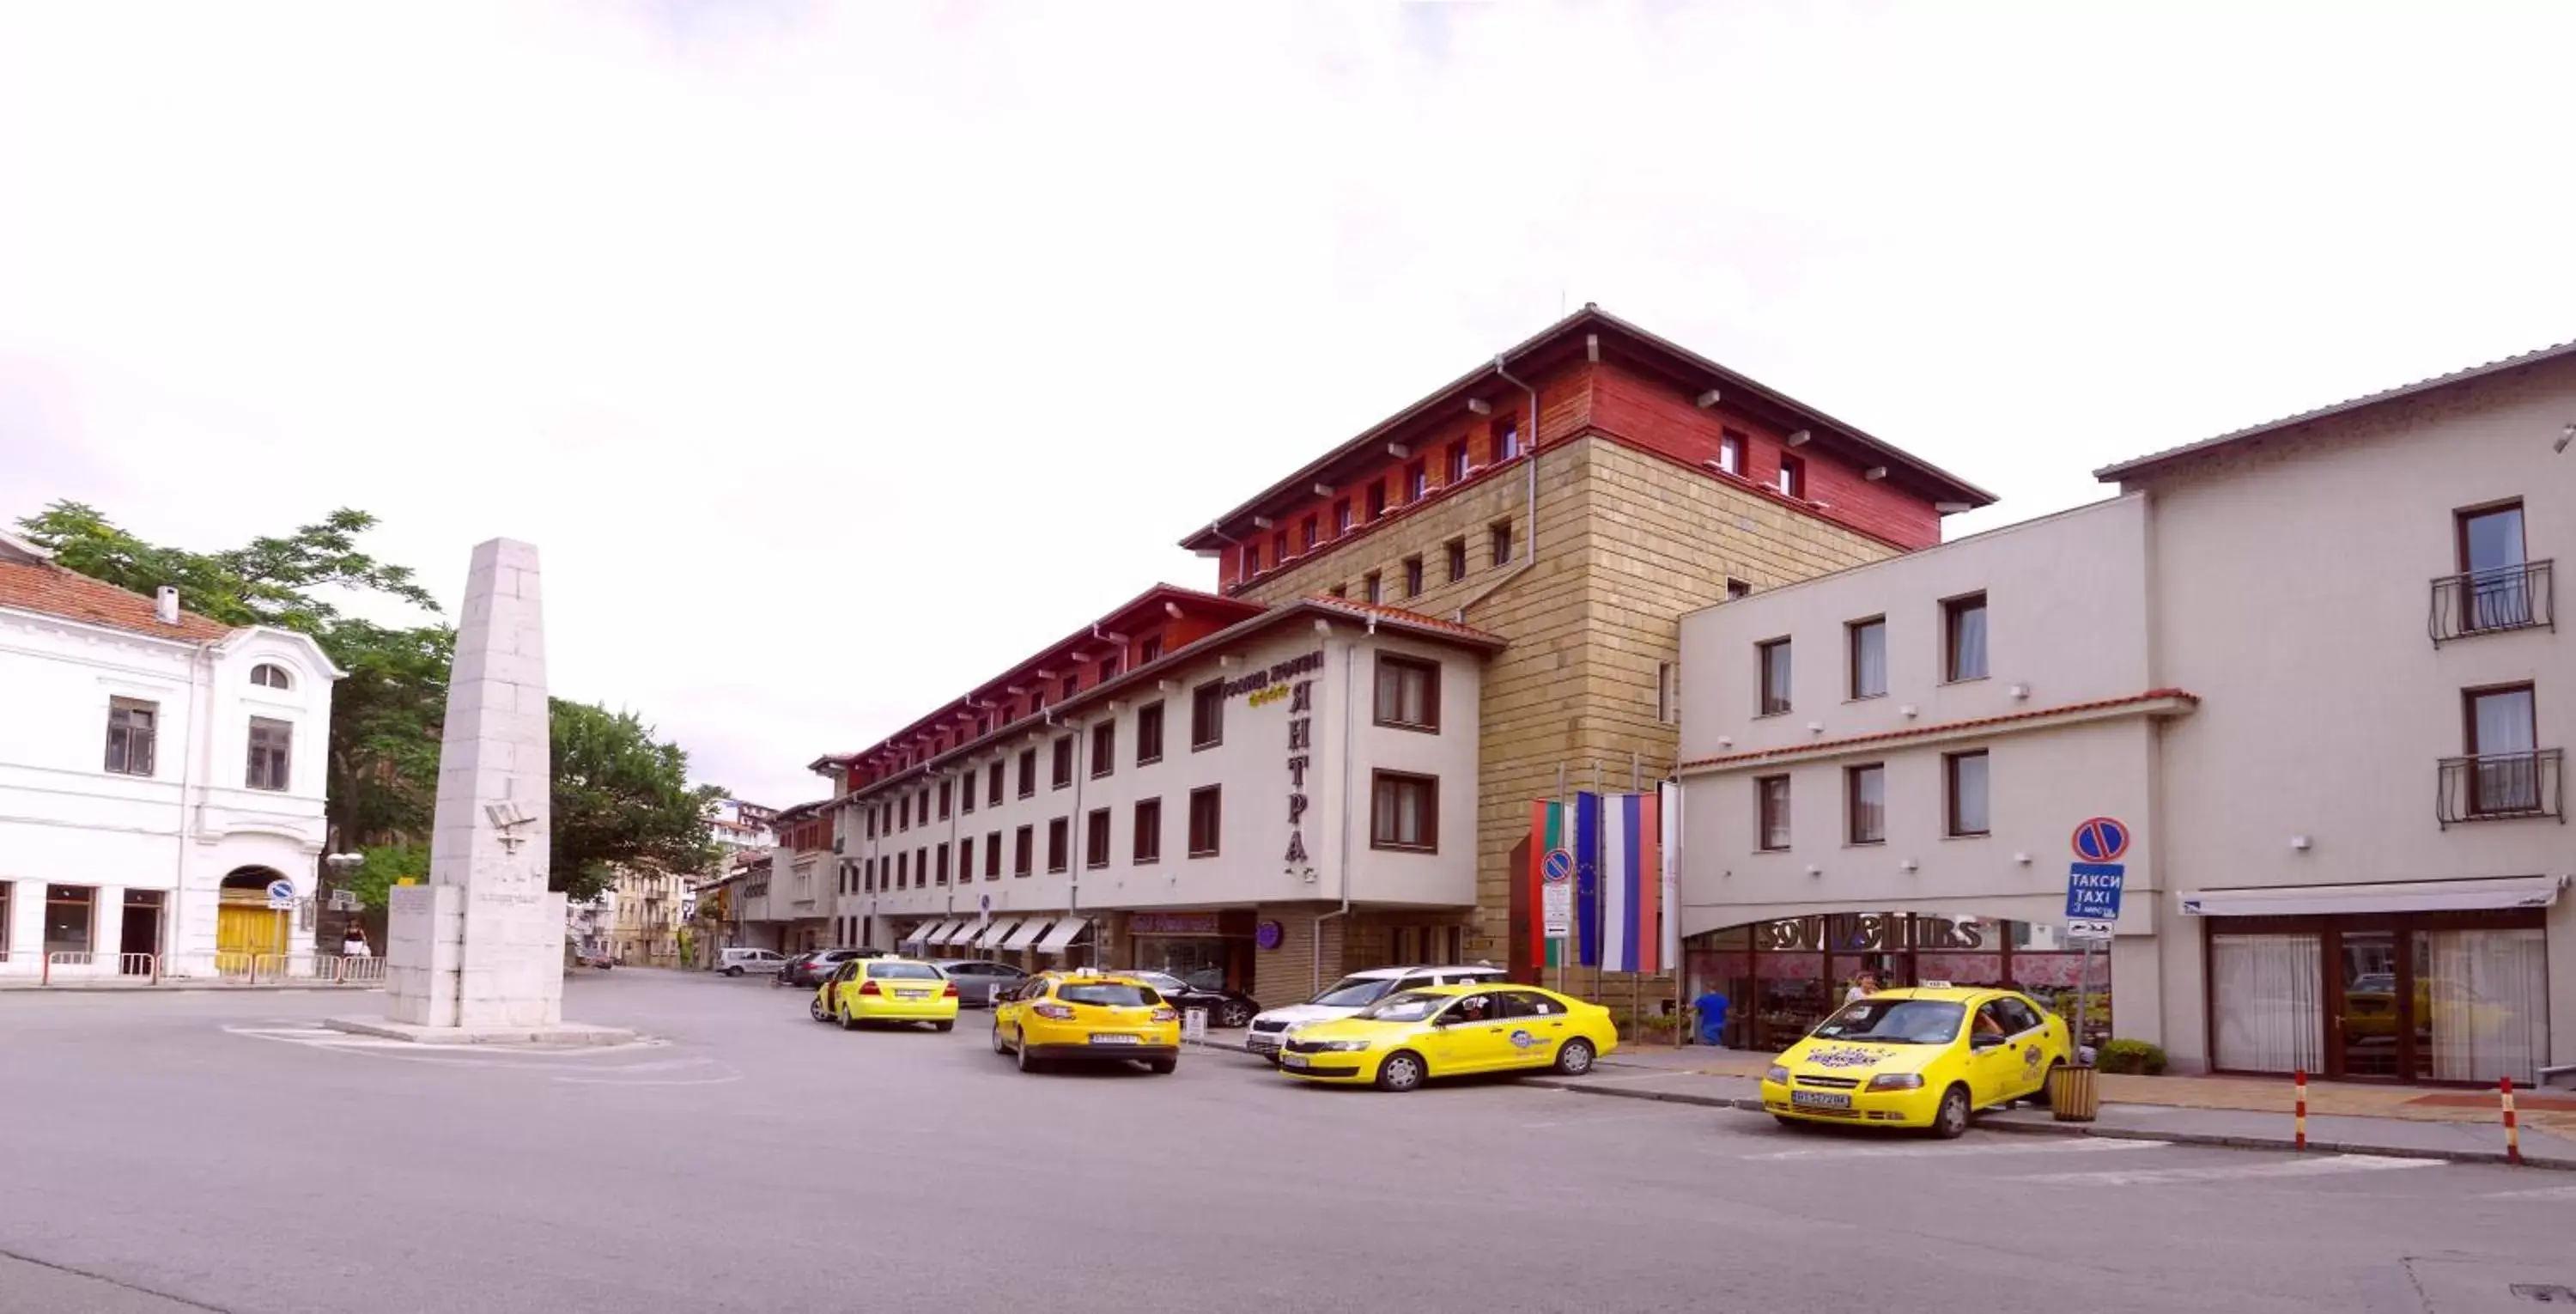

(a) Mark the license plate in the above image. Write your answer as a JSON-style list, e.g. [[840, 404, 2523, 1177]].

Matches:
[[1790, 1091, 1851, 1109], [1282, 1054, 1311, 1068], [1090, 1033, 1140, 1044]]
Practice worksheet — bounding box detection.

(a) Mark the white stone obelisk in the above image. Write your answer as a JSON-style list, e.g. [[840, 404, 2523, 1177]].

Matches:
[[342, 538, 605, 1040]]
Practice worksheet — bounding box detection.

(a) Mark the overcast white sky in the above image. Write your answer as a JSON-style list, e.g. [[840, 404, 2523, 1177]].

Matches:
[[6, 1, 2573, 808]]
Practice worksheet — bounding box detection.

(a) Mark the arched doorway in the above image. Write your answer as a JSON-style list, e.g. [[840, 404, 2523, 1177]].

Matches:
[[1682, 913, 2107, 1052], [216, 867, 291, 970]]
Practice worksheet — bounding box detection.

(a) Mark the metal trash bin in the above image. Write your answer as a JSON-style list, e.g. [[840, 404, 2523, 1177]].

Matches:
[[2050, 1063, 2099, 1122]]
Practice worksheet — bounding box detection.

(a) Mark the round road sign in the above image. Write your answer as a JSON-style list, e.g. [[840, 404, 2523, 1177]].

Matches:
[[2071, 818, 2130, 864], [1541, 849, 1573, 884]]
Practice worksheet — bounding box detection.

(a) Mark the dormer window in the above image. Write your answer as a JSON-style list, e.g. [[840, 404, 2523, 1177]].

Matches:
[[251, 663, 292, 690]]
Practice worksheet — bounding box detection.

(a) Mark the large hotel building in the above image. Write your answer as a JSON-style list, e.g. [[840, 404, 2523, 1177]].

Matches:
[[790, 306, 1989, 1006]]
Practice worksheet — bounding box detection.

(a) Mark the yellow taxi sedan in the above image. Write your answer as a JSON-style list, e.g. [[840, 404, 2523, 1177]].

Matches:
[[1760, 986, 2071, 1138], [992, 970, 1182, 1074], [815, 957, 959, 1031], [1276, 983, 1617, 1092]]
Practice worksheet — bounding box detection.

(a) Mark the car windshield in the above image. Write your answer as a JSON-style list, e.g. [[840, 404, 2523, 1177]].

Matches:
[[867, 962, 942, 980], [1810, 999, 1966, 1044], [1311, 976, 1400, 1007], [1352, 990, 1447, 1023], [1059, 983, 1159, 1007]]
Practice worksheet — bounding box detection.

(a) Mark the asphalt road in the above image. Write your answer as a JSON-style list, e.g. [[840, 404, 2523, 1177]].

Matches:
[[3, 970, 2570, 1314]]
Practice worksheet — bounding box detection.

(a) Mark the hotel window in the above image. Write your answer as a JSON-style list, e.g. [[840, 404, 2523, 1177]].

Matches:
[[1051, 736, 1074, 789], [936, 843, 951, 885], [1446, 538, 1468, 582], [1656, 661, 1677, 725], [104, 697, 157, 776], [1718, 430, 1746, 476], [251, 662, 292, 690], [44, 885, 94, 956], [1490, 418, 1521, 464], [1133, 798, 1162, 864], [1191, 681, 1224, 750], [1365, 481, 1387, 521], [1188, 786, 1222, 857], [1943, 592, 1989, 682], [985, 831, 1003, 879], [961, 776, 975, 815], [1776, 454, 1806, 499], [1364, 571, 1382, 604], [1059, 674, 1079, 703], [1402, 556, 1424, 598], [1405, 461, 1427, 502], [1301, 516, 1319, 552], [938, 781, 951, 819], [1946, 751, 1990, 836], [1136, 701, 1164, 764], [1098, 654, 1122, 684], [957, 838, 972, 882], [1846, 763, 1886, 844], [1757, 638, 1792, 715], [864, 857, 876, 892], [1374, 654, 1439, 731], [1489, 521, 1514, 567], [1329, 584, 1347, 599], [1140, 634, 1163, 664], [987, 761, 1004, 806], [896, 851, 909, 888], [1047, 818, 1069, 873], [1334, 499, 1353, 534], [2464, 684, 2541, 815], [1085, 808, 1112, 869], [865, 808, 878, 840], [1446, 441, 1469, 484], [1014, 825, 1034, 877], [1727, 578, 1752, 600], [1018, 748, 1036, 799], [2457, 501, 2531, 630], [1270, 532, 1287, 567], [1242, 540, 1262, 576], [246, 716, 292, 791], [915, 848, 926, 887], [1370, 771, 1438, 852], [1848, 617, 1887, 699], [1757, 776, 1791, 850], [1091, 721, 1115, 778]]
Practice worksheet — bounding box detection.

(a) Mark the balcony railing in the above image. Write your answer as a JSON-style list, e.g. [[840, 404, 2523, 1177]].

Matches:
[[2437, 749, 2565, 828], [2429, 560, 2554, 645]]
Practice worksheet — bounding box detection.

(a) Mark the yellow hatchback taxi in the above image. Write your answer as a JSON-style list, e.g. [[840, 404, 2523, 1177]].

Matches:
[[1761, 986, 2071, 1138], [991, 970, 1182, 1074], [814, 957, 959, 1031], [1277, 983, 1617, 1092]]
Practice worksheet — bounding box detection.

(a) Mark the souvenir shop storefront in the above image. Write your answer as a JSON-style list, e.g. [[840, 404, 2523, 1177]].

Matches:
[[1683, 912, 2111, 1052]]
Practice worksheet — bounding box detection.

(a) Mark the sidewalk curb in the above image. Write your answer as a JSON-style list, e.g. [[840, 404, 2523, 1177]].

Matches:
[[1519, 1076, 2576, 1171], [0, 984, 387, 995]]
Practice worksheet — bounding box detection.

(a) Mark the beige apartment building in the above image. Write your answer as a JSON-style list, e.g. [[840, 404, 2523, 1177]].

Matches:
[[1676, 342, 2572, 1084]]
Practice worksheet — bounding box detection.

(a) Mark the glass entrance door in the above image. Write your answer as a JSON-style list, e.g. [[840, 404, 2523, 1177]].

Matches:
[[2330, 930, 2403, 1078]]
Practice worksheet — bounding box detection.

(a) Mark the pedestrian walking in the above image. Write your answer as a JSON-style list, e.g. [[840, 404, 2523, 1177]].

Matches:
[[342, 927, 372, 958]]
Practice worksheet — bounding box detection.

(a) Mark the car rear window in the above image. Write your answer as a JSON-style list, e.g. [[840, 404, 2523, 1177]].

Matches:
[[866, 962, 943, 980], [1059, 983, 1160, 1007]]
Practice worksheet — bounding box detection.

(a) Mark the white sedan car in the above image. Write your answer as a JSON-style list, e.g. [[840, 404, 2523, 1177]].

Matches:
[[1243, 964, 1508, 1058]]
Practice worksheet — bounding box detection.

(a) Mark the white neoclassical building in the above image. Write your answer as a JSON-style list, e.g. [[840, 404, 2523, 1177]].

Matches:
[[0, 532, 343, 978]]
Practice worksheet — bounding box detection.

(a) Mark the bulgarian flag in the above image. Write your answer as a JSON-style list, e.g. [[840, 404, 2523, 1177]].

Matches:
[[1528, 800, 1567, 968]]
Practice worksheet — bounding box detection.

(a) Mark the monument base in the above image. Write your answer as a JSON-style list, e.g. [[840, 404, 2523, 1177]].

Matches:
[[320, 1016, 639, 1046]]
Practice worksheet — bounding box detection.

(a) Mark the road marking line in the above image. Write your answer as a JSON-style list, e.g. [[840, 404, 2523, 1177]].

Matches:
[[2480, 1183, 2576, 1201], [1744, 1137, 2167, 1162], [2008, 1153, 2439, 1186]]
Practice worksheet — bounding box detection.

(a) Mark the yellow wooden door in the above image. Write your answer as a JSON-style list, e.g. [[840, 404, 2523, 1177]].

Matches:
[[216, 903, 285, 973]]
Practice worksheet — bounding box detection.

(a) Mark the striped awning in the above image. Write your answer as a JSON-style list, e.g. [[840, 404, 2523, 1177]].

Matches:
[[1035, 916, 1089, 955], [902, 919, 955, 947], [999, 918, 1051, 952], [972, 917, 1024, 951]]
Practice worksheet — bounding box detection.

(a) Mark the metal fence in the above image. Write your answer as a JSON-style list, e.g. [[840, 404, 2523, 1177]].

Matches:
[[15, 950, 390, 987]]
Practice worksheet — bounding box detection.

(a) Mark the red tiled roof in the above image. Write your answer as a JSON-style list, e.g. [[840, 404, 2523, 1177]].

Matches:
[[0, 560, 234, 642], [1680, 688, 2199, 769], [1294, 593, 1507, 645]]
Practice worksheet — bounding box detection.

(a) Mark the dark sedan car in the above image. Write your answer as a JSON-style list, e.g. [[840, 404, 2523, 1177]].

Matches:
[[936, 959, 1030, 1007], [777, 947, 889, 989], [1121, 970, 1260, 1029]]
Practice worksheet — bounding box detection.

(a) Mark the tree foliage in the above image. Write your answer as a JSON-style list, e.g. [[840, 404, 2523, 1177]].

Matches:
[[550, 700, 726, 903]]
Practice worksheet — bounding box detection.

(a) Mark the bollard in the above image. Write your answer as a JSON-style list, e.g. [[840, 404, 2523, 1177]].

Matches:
[[2293, 1069, 2308, 1151], [2502, 1077, 2522, 1166]]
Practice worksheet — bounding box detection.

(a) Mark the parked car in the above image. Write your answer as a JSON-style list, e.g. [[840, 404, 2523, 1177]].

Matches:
[[1759, 987, 2072, 1139], [1276, 983, 1616, 1091], [991, 970, 1180, 1074], [937, 959, 1030, 1007], [780, 947, 890, 989], [1119, 969, 1259, 1029], [1245, 964, 1509, 1059], [716, 947, 788, 977], [813, 957, 959, 1031], [574, 951, 615, 970]]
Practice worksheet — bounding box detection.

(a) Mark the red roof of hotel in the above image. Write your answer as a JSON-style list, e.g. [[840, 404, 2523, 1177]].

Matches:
[[1294, 593, 1506, 645], [0, 558, 234, 642]]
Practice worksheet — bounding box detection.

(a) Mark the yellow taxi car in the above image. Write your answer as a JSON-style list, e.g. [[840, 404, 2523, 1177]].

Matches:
[[1274, 982, 1617, 1092], [1760, 986, 2071, 1138], [991, 970, 1182, 1074], [814, 957, 960, 1031]]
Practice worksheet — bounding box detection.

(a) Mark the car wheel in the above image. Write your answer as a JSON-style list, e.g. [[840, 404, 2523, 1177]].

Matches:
[[992, 1025, 1010, 1055], [1016, 1037, 1042, 1074], [808, 997, 828, 1023], [724, 966, 744, 977], [1216, 1001, 1254, 1029], [934, 1020, 955, 1033], [1146, 1058, 1176, 1075], [1552, 1037, 1597, 1077], [1931, 1084, 1971, 1139], [838, 1005, 860, 1032], [1375, 1050, 1427, 1092]]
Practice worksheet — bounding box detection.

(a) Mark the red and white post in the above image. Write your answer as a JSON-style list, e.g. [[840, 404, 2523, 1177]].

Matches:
[[2293, 1069, 2308, 1151], [2501, 1077, 2522, 1166]]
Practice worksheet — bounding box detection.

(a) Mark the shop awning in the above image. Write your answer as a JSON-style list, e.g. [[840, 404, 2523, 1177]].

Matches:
[[1035, 916, 1090, 956], [939, 919, 987, 946], [2178, 875, 2564, 918], [999, 918, 1052, 952], [972, 917, 1024, 951], [904, 919, 956, 947]]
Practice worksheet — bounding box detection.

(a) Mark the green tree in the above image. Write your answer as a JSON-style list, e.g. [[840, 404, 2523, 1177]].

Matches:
[[550, 699, 726, 904], [348, 843, 431, 910]]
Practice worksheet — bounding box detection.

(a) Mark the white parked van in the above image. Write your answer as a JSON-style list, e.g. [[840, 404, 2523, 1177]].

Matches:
[[716, 947, 788, 977]]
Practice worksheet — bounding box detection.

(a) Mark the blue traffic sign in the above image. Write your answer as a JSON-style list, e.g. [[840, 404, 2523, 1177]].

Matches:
[[2065, 863, 2126, 920], [1541, 849, 1573, 884], [2072, 817, 2131, 864]]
